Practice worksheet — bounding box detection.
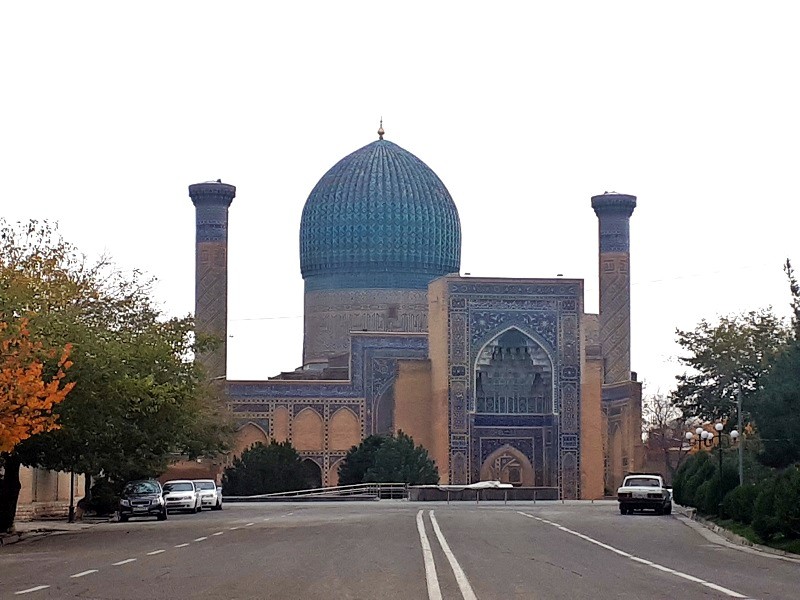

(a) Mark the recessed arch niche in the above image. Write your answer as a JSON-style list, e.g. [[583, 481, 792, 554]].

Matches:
[[474, 328, 554, 415], [293, 408, 324, 451]]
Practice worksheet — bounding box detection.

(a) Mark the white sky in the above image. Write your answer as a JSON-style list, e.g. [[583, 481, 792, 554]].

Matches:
[[2, 2, 798, 394]]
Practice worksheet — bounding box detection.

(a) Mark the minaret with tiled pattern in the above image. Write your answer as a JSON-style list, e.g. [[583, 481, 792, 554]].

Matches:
[[592, 192, 636, 384], [189, 181, 236, 380]]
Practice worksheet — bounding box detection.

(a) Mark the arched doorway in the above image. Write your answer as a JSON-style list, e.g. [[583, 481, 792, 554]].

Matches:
[[480, 445, 535, 486], [301, 459, 322, 489]]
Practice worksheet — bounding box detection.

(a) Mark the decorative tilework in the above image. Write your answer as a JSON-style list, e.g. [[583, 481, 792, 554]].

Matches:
[[561, 384, 578, 432], [446, 278, 582, 498], [451, 365, 466, 377], [300, 140, 461, 284]]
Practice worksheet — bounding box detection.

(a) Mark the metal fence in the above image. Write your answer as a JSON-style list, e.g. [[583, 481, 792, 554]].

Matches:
[[224, 482, 408, 502]]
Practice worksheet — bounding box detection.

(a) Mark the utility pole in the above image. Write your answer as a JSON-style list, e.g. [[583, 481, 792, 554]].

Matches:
[[737, 387, 744, 486]]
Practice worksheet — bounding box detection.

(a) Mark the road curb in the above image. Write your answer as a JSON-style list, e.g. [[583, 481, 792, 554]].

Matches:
[[0, 518, 113, 547], [674, 504, 800, 563]]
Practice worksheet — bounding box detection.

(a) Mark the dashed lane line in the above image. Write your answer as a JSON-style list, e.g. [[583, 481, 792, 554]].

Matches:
[[229, 526, 240, 530], [194, 536, 208, 542], [175, 543, 190, 548], [517, 512, 750, 599], [14, 586, 50, 595], [112, 558, 137, 565], [146, 549, 165, 556], [70, 569, 99, 578], [212, 531, 224, 536], [244, 522, 255, 527]]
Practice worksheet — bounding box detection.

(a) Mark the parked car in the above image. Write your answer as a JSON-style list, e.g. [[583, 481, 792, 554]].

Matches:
[[118, 479, 167, 522], [193, 479, 223, 511], [162, 479, 201, 513], [617, 473, 672, 515]]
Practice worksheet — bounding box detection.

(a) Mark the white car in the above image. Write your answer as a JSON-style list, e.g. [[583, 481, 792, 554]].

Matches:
[[193, 479, 223, 511], [162, 479, 201, 513]]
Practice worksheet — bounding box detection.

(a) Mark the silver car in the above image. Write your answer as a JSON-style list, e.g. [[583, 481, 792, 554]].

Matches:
[[193, 479, 223, 510], [162, 480, 201, 513]]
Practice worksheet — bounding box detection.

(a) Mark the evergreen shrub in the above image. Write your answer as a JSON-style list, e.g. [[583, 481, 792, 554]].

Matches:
[[722, 484, 760, 524], [774, 466, 800, 539], [752, 476, 780, 541]]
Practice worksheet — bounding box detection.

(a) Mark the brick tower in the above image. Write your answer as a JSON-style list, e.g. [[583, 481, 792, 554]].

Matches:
[[189, 181, 236, 381], [591, 192, 636, 384]]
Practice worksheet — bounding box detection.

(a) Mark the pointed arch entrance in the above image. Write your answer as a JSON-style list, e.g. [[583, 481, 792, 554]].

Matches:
[[475, 328, 554, 415], [479, 445, 535, 486], [471, 327, 559, 489]]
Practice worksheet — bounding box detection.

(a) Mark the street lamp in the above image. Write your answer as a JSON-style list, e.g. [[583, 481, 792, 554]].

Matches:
[[685, 423, 740, 510]]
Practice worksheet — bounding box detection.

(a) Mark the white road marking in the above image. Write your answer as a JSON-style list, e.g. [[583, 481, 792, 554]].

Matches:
[[212, 531, 223, 536], [285, 512, 294, 516], [429, 511, 478, 600], [518, 511, 749, 599], [245, 522, 255, 527], [14, 585, 50, 595], [146, 549, 165, 556], [112, 558, 137, 565], [174, 543, 190, 548], [262, 517, 271, 522], [70, 569, 98, 578], [415, 510, 442, 600], [229, 526, 240, 530], [194, 536, 208, 542]]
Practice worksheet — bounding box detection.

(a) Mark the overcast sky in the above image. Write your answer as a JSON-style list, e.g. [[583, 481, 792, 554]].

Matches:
[[3, 2, 798, 394]]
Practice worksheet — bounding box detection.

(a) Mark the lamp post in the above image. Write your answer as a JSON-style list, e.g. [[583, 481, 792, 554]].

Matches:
[[685, 423, 740, 511]]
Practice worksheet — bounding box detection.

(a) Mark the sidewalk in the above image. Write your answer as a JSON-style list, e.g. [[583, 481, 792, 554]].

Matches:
[[0, 516, 113, 547]]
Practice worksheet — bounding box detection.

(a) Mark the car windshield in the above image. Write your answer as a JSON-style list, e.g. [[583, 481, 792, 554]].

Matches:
[[164, 482, 194, 492], [123, 481, 160, 495], [626, 477, 660, 487], [195, 482, 216, 490]]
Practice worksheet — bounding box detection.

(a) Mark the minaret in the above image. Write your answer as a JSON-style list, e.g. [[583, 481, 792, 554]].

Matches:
[[591, 192, 636, 384], [189, 181, 236, 381]]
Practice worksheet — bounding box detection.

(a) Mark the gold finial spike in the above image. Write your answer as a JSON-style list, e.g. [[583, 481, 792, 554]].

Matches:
[[378, 117, 384, 140]]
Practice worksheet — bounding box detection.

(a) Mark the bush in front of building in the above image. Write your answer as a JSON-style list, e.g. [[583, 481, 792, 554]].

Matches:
[[222, 441, 316, 496]]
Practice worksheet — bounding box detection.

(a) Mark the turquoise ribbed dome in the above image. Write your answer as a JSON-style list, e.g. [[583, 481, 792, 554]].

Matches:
[[300, 139, 461, 290]]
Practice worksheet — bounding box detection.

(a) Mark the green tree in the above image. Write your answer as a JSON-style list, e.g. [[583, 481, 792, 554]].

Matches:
[[338, 431, 438, 485], [222, 441, 317, 495], [673, 309, 790, 422], [751, 343, 800, 468], [0, 220, 232, 532], [337, 435, 387, 485]]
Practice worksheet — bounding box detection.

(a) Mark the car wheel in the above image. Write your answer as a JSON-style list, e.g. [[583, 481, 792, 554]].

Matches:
[[619, 505, 627, 515], [119, 514, 129, 522], [664, 502, 672, 515], [157, 510, 167, 521]]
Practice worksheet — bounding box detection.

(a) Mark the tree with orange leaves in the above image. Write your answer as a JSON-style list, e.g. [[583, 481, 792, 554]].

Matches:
[[0, 320, 75, 454]]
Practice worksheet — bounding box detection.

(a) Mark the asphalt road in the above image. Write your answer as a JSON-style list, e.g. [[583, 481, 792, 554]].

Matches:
[[1, 501, 798, 599]]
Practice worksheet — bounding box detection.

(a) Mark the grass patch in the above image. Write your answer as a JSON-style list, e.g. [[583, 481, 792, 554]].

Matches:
[[710, 517, 800, 555]]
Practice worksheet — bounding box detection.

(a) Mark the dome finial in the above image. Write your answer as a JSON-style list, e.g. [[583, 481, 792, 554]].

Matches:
[[378, 117, 384, 140]]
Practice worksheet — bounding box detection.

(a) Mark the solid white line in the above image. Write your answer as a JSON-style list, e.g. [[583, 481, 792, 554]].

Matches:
[[112, 558, 137, 565], [429, 511, 478, 600], [415, 510, 442, 600], [518, 512, 748, 598], [70, 569, 98, 578], [14, 585, 50, 595], [194, 536, 207, 542], [174, 543, 190, 548], [146, 550, 165, 556], [212, 531, 224, 536]]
